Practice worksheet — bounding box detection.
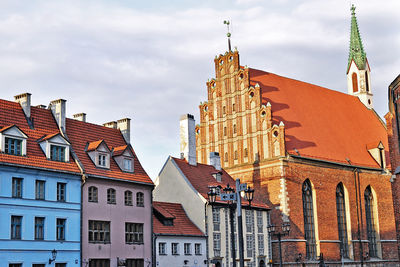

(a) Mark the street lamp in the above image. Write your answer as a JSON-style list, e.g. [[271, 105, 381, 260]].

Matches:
[[267, 222, 291, 267], [207, 179, 254, 267], [48, 249, 57, 264]]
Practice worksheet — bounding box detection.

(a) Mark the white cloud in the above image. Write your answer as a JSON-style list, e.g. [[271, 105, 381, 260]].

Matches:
[[0, 0, 398, 179]]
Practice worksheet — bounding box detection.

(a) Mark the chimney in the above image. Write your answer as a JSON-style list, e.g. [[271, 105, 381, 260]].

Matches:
[[117, 118, 131, 144], [180, 114, 196, 166], [209, 152, 221, 171], [103, 121, 118, 129], [73, 113, 86, 122], [14, 93, 31, 118], [36, 104, 46, 109], [49, 99, 66, 131]]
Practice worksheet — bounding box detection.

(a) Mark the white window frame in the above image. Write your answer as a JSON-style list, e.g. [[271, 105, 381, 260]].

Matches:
[[184, 243, 191, 255], [0, 126, 28, 156]]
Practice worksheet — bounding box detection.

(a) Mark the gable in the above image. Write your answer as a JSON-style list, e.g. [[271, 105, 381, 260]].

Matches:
[[0, 125, 28, 139]]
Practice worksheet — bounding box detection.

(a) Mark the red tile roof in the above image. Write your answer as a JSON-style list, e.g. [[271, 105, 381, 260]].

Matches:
[[153, 201, 205, 236], [65, 118, 153, 184], [0, 99, 80, 173], [113, 145, 128, 156], [249, 68, 389, 168], [87, 140, 106, 152], [0, 98, 153, 185], [171, 157, 269, 209]]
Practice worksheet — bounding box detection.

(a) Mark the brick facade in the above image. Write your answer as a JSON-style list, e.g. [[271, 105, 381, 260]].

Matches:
[[196, 50, 398, 266], [385, 74, 400, 262]]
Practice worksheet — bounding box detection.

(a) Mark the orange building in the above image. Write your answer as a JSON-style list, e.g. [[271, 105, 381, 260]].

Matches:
[[195, 6, 398, 266]]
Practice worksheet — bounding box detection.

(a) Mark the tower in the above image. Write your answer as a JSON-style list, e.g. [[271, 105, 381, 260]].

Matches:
[[346, 4, 373, 109]]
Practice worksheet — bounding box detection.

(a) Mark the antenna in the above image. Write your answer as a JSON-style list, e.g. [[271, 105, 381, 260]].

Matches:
[[223, 20, 232, 52]]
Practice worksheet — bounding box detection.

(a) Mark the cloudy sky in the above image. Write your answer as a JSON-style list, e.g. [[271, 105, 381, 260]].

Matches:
[[1, 0, 399, 180]]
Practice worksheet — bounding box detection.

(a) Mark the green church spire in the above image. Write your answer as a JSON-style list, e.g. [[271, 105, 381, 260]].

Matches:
[[347, 4, 367, 72]]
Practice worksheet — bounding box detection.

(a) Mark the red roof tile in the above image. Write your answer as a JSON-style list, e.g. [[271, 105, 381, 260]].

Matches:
[[153, 201, 205, 236], [249, 68, 389, 168], [65, 118, 153, 184], [171, 157, 269, 209], [0, 99, 80, 174], [87, 140, 106, 152], [113, 145, 128, 156]]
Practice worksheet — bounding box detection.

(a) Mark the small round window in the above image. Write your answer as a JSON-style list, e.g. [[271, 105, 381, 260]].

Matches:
[[261, 111, 266, 117], [249, 92, 254, 98], [273, 130, 279, 137], [219, 60, 224, 65]]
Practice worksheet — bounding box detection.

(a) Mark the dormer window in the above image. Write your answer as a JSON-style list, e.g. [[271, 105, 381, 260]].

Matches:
[[51, 145, 66, 162], [38, 133, 70, 162], [87, 140, 111, 169], [98, 154, 107, 167], [0, 125, 28, 156], [124, 158, 132, 171], [113, 145, 134, 173], [5, 137, 22, 155], [367, 141, 386, 169]]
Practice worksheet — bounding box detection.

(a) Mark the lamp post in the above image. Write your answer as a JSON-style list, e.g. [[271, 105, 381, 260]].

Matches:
[[208, 179, 254, 267], [267, 222, 290, 267]]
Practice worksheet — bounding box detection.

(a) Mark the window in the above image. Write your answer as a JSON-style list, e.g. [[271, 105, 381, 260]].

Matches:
[[365, 72, 370, 92], [11, 216, 22, 239], [224, 152, 228, 162], [12, 178, 23, 198], [246, 234, 254, 258], [233, 103, 236, 112], [245, 210, 253, 233], [88, 186, 98, 202], [89, 259, 110, 267], [126, 259, 144, 267], [33, 265, 45, 267], [233, 124, 237, 134], [98, 154, 107, 167], [212, 207, 220, 231], [223, 106, 226, 115], [107, 188, 116, 204], [224, 127, 227, 136], [136, 192, 144, 207], [336, 183, 349, 258], [125, 190, 133, 206], [258, 234, 264, 255], [56, 218, 66, 240], [55, 264, 66, 267], [365, 186, 378, 258], [125, 223, 143, 244], [184, 243, 191, 255], [124, 158, 132, 171], [234, 150, 238, 160], [195, 243, 202, 255], [35, 180, 45, 200], [89, 220, 110, 243], [57, 182, 66, 202], [172, 243, 179, 255], [352, 73, 358, 93], [244, 148, 248, 157], [159, 242, 167, 255], [5, 137, 22, 155], [35, 217, 45, 240], [9, 264, 22, 267], [302, 179, 316, 260], [257, 210, 263, 233], [213, 233, 221, 256], [50, 145, 66, 162]]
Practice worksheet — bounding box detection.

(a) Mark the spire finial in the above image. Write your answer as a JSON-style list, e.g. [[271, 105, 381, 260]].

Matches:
[[351, 4, 356, 16], [223, 20, 232, 52]]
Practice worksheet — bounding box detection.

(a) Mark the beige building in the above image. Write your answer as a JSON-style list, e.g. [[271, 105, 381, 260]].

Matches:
[[154, 114, 271, 267]]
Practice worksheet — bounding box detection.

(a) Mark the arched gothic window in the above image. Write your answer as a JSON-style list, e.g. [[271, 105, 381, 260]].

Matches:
[[365, 186, 378, 257], [365, 72, 370, 92], [88, 186, 98, 202], [352, 73, 358, 93], [336, 183, 349, 258], [302, 179, 316, 260]]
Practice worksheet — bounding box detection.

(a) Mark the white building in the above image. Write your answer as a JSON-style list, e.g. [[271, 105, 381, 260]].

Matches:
[[153, 114, 271, 267], [153, 201, 207, 267]]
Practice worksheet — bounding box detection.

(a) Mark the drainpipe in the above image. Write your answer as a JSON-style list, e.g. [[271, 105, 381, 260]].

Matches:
[[205, 202, 209, 267]]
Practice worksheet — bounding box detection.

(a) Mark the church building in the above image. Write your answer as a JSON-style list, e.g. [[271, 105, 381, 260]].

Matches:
[[195, 5, 398, 266]]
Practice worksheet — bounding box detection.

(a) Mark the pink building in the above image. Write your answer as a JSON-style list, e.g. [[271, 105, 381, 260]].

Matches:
[[65, 115, 154, 267]]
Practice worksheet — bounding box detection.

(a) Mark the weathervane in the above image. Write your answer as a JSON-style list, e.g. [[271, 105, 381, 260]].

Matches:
[[224, 20, 232, 52]]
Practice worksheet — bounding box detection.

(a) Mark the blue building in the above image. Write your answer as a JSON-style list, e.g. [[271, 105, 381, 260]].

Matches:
[[0, 93, 81, 267]]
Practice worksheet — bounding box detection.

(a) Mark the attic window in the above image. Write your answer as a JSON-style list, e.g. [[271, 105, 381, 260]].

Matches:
[[124, 158, 132, 171], [5, 137, 22, 156], [98, 154, 107, 167], [51, 145, 66, 162], [212, 172, 222, 182], [163, 219, 173, 226]]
